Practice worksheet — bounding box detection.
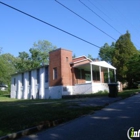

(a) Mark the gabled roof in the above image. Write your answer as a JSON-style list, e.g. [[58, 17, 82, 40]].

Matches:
[[72, 55, 92, 63], [91, 61, 116, 70]]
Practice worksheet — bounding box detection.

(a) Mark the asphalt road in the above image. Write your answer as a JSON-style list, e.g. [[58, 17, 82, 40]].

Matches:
[[19, 94, 140, 140]]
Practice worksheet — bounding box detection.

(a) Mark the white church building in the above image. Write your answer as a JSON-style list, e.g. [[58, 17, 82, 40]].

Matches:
[[11, 48, 117, 99]]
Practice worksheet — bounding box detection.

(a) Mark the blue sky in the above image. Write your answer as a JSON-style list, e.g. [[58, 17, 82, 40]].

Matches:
[[0, 0, 140, 58]]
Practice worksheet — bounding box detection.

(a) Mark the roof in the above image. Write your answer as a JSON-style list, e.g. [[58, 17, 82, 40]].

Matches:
[[72, 55, 92, 62], [90, 61, 116, 70], [12, 65, 49, 76]]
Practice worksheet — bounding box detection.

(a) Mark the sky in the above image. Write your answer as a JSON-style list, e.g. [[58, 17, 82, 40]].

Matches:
[[0, 0, 140, 58]]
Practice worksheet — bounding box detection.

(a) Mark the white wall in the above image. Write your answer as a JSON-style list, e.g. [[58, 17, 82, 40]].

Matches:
[[11, 75, 17, 98], [11, 66, 49, 100], [49, 86, 62, 99], [17, 74, 22, 99], [73, 83, 93, 95], [39, 67, 45, 99], [92, 83, 109, 93], [23, 72, 28, 99], [62, 86, 73, 95], [61, 83, 109, 96]]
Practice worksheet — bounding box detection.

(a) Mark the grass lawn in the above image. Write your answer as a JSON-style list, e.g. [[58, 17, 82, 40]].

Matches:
[[0, 88, 139, 137], [0, 96, 102, 137], [118, 89, 140, 98]]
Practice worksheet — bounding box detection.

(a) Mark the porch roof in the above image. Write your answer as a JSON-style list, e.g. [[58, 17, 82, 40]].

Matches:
[[91, 61, 116, 70]]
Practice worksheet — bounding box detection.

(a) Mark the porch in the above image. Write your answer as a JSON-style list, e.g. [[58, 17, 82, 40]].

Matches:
[[71, 61, 116, 94]]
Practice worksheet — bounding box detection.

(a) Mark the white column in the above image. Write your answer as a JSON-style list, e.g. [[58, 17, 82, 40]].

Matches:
[[90, 64, 93, 83], [31, 70, 35, 99], [17, 74, 22, 99], [114, 69, 116, 82], [23, 72, 28, 99], [99, 66, 102, 83], [108, 68, 110, 83], [90, 64, 94, 93], [39, 67, 45, 99]]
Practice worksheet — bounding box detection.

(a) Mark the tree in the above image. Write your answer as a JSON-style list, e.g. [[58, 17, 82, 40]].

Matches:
[[112, 31, 138, 82], [127, 52, 140, 88], [72, 54, 76, 58], [0, 53, 17, 90], [87, 54, 99, 61], [98, 42, 115, 64], [32, 40, 57, 65], [15, 51, 31, 72], [87, 54, 94, 60], [16, 40, 57, 72]]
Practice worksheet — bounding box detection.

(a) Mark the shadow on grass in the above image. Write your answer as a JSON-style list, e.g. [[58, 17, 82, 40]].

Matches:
[[22, 94, 140, 140]]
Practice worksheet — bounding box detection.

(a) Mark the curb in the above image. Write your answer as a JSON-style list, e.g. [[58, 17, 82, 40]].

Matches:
[[0, 119, 66, 140]]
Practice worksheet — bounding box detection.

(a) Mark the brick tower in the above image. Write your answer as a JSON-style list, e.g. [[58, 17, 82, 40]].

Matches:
[[49, 48, 73, 87]]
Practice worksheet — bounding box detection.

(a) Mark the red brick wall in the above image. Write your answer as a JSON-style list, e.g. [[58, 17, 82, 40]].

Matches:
[[72, 56, 87, 63], [49, 48, 105, 87], [61, 49, 72, 86], [49, 48, 72, 86]]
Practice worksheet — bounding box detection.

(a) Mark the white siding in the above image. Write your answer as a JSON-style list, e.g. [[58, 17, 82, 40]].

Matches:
[[73, 83, 93, 95], [23, 72, 28, 99], [10, 76, 17, 98], [49, 86, 62, 99], [39, 67, 45, 99]]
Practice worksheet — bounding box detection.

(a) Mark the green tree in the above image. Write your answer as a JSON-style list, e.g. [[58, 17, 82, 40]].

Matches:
[[127, 52, 140, 88], [87, 54, 99, 61], [87, 54, 94, 60], [32, 40, 57, 65], [98, 42, 115, 64], [72, 54, 76, 58], [16, 40, 57, 72], [0, 53, 17, 90], [15, 51, 31, 72], [112, 31, 138, 82]]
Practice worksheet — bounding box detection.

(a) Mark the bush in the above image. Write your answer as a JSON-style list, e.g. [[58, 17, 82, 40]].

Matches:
[[96, 90, 108, 94], [0, 90, 10, 96], [138, 84, 140, 89]]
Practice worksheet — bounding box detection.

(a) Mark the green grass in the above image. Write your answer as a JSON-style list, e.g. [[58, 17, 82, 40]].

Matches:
[[0, 97, 101, 137], [118, 89, 140, 98], [0, 88, 139, 137]]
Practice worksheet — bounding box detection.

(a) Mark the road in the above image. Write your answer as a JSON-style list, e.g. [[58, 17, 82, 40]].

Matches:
[[19, 94, 140, 140]]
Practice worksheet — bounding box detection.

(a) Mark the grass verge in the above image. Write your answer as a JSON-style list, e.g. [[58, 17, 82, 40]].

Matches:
[[0, 99, 102, 137], [118, 89, 140, 98], [0, 89, 139, 137]]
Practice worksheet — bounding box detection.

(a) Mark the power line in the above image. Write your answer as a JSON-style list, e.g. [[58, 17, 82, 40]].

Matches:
[[108, 0, 140, 34], [0, 1, 101, 49], [107, 0, 140, 49], [79, 0, 122, 35], [88, 0, 112, 21], [55, 0, 116, 41]]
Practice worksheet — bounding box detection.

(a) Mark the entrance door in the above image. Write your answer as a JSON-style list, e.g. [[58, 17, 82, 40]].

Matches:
[[85, 74, 91, 83]]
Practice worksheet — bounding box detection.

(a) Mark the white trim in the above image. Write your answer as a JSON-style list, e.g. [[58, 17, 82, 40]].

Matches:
[[108, 68, 110, 83], [114, 69, 116, 82], [91, 61, 116, 70], [90, 64, 93, 83], [99, 66, 101, 83]]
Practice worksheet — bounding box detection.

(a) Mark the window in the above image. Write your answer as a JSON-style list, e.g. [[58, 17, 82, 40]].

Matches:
[[93, 71, 100, 81], [66, 57, 68, 62], [53, 68, 57, 80], [37, 69, 40, 84], [45, 66, 49, 82], [21, 73, 24, 86], [29, 71, 31, 85]]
